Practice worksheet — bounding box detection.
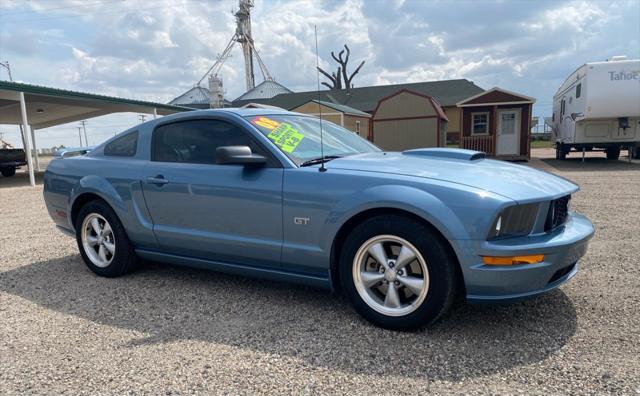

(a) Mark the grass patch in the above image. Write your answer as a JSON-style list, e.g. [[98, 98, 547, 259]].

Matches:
[[530, 140, 554, 149]]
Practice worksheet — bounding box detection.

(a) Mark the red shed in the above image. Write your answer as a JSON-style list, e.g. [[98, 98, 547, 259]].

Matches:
[[457, 87, 535, 160]]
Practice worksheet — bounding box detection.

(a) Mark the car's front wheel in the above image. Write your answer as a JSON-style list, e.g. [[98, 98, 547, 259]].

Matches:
[[339, 215, 457, 330], [75, 199, 138, 277]]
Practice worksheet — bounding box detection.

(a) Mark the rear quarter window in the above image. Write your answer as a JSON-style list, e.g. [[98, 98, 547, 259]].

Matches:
[[104, 131, 138, 157]]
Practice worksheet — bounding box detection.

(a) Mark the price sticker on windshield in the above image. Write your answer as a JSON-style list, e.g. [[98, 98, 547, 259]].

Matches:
[[252, 116, 280, 130], [267, 123, 304, 153]]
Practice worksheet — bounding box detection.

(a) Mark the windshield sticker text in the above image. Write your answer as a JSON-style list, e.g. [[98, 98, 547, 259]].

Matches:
[[267, 123, 304, 153], [252, 116, 280, 130]]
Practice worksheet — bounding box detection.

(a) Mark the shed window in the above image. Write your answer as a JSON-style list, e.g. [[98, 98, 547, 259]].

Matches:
[[104, 131, 138, 157], [355, 120, 361, 135], [471, 112, 489, 135], [576, 83, 581, 98]]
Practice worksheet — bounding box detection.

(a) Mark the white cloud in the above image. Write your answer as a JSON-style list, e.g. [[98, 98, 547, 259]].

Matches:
[[0, 0, 638, 148]]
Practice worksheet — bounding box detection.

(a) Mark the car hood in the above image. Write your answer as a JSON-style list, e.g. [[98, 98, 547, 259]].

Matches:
[[326, 150, 578, 202]]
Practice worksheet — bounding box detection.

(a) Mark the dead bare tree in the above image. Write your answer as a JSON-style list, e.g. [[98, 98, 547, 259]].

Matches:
[[318, 66, 342, 90], [317, 44, 365, 90]]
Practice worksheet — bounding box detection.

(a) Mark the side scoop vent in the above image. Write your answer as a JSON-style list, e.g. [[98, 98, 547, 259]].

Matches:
[[402, 148, 486, 161]]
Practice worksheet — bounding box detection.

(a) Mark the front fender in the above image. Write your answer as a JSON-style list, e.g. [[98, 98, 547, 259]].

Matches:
[[320, 184, 469, 254]]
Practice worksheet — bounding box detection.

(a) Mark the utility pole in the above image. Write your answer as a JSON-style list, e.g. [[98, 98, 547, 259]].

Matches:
[[0, 61, 13, 81], [77, 127, 83, 147], [138, 114, 146, 123], [80, 120, 88, 146], [0, 61, 26, 150]]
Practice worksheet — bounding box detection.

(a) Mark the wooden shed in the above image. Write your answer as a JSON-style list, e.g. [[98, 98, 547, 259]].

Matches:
[[457, 87, 535, 160], [291, 100, 371, 137], [370, 89, 448, 151]]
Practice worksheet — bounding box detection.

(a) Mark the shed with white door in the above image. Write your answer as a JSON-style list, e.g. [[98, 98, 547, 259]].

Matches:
[[457, 87, 535, 160]]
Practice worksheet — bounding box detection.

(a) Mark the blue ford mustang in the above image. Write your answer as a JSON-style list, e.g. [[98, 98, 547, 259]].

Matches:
[[43, 108, 594, 329]]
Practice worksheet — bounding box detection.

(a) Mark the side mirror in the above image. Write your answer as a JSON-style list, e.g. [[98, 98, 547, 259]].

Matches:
[[216, 145, 266, 166]]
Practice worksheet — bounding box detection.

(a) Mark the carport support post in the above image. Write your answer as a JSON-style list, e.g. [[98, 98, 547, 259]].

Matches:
[[582, 147, 585, 163], [30, 126, 40, 171], [153, 108, 157, 120], [19, 92, 35, 187]]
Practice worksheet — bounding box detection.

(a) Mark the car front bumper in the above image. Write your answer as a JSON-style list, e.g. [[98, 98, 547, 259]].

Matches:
[[453, 212, 595, 303]]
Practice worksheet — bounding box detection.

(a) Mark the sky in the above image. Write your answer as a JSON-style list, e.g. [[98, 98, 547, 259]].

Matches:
[[0, 0, 638, 148]]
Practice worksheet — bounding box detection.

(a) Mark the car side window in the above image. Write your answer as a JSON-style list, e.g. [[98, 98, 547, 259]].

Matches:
[[104, 131, 138, 157], [152, 119, 271, 165]]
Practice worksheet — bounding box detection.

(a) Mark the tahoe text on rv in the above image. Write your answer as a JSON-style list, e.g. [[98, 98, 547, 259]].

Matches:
[[609, 71, 639, 80]]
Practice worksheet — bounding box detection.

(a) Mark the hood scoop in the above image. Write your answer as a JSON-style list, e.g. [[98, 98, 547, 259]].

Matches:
[[402, 148, 486, 161]]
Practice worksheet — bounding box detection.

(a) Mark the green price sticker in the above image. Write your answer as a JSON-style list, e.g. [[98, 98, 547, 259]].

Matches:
[[267, 123, 304, 153]]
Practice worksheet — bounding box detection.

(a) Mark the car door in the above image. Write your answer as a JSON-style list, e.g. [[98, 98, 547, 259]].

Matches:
[[140, 118, 284, 268]]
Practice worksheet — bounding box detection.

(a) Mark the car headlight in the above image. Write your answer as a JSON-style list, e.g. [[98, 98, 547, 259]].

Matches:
[[488, 203, 539, 240]]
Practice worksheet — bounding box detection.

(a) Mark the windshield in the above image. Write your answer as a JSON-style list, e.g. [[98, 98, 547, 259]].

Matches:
[[246, 114, 380, 165]]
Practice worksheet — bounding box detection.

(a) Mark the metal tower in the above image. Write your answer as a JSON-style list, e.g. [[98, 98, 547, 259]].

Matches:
[[235, 0, 255, 91], [189, 0, 275, 107]]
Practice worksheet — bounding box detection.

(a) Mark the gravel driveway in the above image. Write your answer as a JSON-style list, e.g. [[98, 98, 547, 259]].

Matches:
[[1, 155, 639, 394]]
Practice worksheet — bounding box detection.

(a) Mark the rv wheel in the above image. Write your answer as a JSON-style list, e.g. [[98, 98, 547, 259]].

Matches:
[[606, 148, 620, 160], [631, 146, 640, 160], [556, 144, 567, 160]]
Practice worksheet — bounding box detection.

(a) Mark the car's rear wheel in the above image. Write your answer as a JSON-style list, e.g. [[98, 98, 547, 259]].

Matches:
[[75, 200, 138, 277], [339, 215, 457, 330]]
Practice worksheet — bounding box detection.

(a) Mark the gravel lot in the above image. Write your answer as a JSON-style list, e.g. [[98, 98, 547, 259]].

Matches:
[[1, 152, 639, 394]]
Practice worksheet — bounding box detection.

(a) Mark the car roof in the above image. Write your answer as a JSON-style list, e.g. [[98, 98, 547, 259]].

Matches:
[[108, 107, 311, 140]]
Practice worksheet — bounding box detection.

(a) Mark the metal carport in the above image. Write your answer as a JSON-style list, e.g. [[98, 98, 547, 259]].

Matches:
[[0, 81, 190, 186]]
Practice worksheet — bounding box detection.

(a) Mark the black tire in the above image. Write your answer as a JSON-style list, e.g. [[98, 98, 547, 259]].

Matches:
[[75, 199, 138, 277], [339, 214, 457, 330], [1, 167, 16, 177], [631, 146, 640, 159], [606, 147, 620, 160]]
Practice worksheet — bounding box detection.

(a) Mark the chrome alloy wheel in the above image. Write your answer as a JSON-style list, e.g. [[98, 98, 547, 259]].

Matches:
[[352, 235, 430, 317], [81, 213, 116, 268]]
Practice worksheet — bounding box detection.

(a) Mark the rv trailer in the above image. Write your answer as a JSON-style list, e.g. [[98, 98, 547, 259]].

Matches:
[[550, 56, 640, 160]]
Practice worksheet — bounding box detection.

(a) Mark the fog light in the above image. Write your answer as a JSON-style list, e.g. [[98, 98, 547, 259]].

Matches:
[[482, 254, 544, 266]]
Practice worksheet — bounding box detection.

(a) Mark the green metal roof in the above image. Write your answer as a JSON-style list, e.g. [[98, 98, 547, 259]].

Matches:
[[0, 80, 191, 112], [232, 79, 484, 111], [298, 100, 371, 117]]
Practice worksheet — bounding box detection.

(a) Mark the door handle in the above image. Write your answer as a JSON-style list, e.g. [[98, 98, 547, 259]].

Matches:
[[146, 175, 169, 185]]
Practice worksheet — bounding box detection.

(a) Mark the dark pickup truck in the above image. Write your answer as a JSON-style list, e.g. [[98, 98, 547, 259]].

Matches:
[[0, 148, 27, 177]]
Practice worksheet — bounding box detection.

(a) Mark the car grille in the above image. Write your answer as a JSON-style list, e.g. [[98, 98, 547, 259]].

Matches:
[[545, 195, 570, 231]]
